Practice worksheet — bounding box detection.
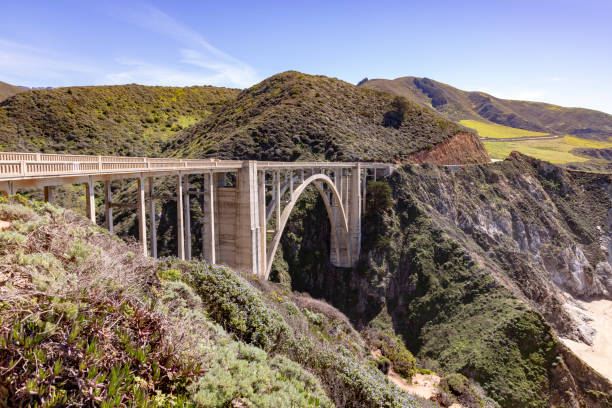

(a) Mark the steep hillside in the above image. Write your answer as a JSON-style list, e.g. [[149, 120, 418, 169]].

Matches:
[[0, 198, 431, 407], [273, 155, 612, 407], [360, 77, 612, 139], [0, 84, 239, 156], [0, 81, 25, 101], [171, 71, 489, 164]]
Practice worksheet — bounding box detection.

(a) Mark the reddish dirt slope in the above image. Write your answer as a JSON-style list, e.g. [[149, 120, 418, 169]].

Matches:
[[407, 132, 490, 165]]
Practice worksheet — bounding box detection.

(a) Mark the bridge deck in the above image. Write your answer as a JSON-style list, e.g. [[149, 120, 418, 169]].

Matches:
[[0, 152, 394, 189]]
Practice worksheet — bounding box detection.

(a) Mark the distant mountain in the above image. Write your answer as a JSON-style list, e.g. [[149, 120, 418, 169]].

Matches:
[[0, 84, 239, 155], [0, 81, 25, 101], [360, 77, 612, 139], [171, 71, 489, 164]]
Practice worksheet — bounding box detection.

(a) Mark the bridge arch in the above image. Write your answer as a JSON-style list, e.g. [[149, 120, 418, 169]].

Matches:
[[264, 173, 350, 279]]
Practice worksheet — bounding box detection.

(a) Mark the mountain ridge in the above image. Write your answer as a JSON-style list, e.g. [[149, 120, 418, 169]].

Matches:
[[171, 71, 489, 164], [360, 76, 612, 139]]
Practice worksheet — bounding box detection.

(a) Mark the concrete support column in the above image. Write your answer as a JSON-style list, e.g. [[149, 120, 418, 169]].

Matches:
[[289, 170, 294, 201], [235, 161, 260, 274], [362, 169, 367, 214], [85, 179, 95, 224], [137, 176, 147, 256], [104, 181, 113, 233], [275, 169, 281, 229], [342, 169, 349, 213], [183, 177, 191, 260], [330, 169, 347, 266], [258, 170, 267, 276], [148, 177, 157, 258], [203, 172, 216, 264], [176, 173, 185, 260], [349, 163, 362, 265], [44, 186, 55, 204]]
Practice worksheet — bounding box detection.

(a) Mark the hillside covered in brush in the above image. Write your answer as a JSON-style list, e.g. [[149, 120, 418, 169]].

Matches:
[[0, 81, 25, 102], [171, 71, 489, 164], [360, 77, 612, 139], [0, 84, 239, 156], [0, 198, 439, 407]]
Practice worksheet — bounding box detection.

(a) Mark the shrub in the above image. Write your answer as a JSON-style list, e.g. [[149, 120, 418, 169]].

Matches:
[[182, 262, 292, 352], [0, 202, 37, 221], [189, 343, 332, 408], [438, 373, 484, 408]]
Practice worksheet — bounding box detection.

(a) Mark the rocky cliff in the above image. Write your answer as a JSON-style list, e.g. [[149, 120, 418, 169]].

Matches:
[[273, 153, 612, 407]]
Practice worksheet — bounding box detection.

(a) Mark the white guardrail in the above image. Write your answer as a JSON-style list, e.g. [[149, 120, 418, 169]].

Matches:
[[0, 152, 247, 179], [0, 152, 396, 180]]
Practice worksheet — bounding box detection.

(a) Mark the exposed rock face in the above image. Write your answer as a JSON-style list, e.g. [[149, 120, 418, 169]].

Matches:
[[392, 153, 612, 343], [406, 132, 490, 165], [275, 152, 612, 407]]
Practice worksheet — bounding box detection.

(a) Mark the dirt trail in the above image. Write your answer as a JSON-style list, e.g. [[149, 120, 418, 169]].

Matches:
[[385, 368, 463, 407], [561, 299, 612, 380]]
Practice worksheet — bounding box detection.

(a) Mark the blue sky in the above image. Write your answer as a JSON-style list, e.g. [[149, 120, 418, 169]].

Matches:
[[1, 0, 611, 113]]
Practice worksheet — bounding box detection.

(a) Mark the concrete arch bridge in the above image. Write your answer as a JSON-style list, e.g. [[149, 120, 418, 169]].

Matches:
[[0, 152, 395, 278]]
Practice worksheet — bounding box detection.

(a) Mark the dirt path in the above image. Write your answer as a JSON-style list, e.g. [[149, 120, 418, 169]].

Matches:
[[561, 299, 612, 380]]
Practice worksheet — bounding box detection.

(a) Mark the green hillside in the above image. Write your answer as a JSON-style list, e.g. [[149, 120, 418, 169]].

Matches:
[[360, 76, 612, 139], [0, 198, 423, 407], [0, 84, 239, 156], [0, 80, 25, 101], [171, 71, 486, 162]]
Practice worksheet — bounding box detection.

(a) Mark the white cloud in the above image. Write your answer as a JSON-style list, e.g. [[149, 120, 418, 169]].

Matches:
[[0, 38, 99, 86], [1, 4, 259, 89], [104, 57, 252, 87], [110, 3, 259, 88]]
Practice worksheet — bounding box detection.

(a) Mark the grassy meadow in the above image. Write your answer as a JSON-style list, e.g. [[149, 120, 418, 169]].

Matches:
[[483, 136, 612, 163], [460, 119, 549, 139]]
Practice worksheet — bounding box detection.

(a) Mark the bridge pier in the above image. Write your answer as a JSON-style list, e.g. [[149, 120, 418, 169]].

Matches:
[[177, 173, 185, 260], [148, 177, 157, 258], [203, 172, 216, 264], [137, 176, 147, 256], [104, 181, 113, 233], [43, 186, 55, 204], [183, 176, 191, 260], [85, 179, 95, 224]]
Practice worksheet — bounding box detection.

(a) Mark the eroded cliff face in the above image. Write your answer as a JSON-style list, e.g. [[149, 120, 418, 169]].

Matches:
[[406, 132, 490, 165], [274, 153, 612, 407], [396, 153, 612, 343]]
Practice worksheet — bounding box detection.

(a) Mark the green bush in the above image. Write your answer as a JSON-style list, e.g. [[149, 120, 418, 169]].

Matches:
[[183, 262, 292, 352], [438, 373, 484, 408], [189, 343, 332, 407], [0, 202, 37, 221]]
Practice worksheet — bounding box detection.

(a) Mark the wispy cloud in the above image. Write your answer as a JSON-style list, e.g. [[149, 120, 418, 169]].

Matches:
[[109, 3, 258, 88], [0, 3, 258, 88], [105, 56, 252, 87], [0, 39, 99, 86]]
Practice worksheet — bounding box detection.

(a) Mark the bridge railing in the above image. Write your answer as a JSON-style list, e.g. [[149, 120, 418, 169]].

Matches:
[[0, 151, 396, 180]]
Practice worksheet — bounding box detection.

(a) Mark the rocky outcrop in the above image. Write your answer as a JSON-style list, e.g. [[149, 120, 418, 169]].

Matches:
[[406, 132, 490, 165], [274, 153, 612, 407]]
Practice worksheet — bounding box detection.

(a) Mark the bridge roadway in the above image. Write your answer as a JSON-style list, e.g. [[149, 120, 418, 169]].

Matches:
[[0, 152, 395, 278]]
